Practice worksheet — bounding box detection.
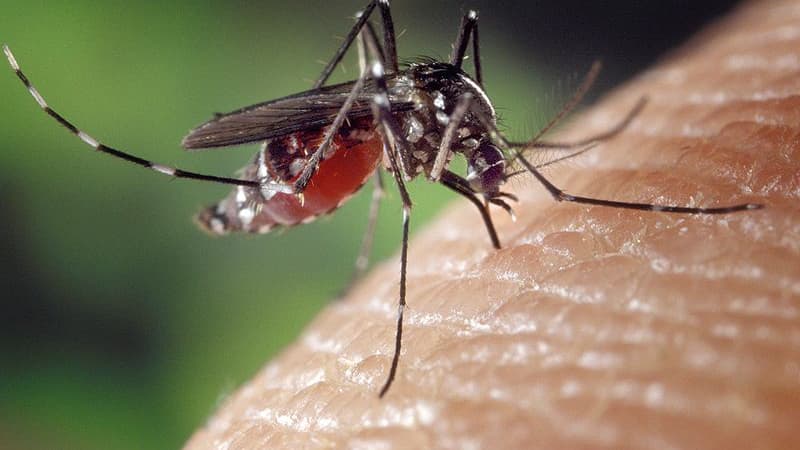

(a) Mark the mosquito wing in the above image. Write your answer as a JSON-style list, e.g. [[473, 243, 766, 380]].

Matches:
[[181, 76, 415, 150]]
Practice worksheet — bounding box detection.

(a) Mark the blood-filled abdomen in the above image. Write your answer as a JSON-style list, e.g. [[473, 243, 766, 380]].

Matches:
[[197, 119, 382, 235]]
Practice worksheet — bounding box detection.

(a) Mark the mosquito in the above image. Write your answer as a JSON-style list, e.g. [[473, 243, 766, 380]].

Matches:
[[4, 0, 762, 398]]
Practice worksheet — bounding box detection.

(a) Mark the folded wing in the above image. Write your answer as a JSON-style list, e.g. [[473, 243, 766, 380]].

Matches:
[[182, 77, 415, 150]]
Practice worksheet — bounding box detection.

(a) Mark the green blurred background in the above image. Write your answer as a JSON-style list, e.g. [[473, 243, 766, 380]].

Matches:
[[0, 1, 737, 448]]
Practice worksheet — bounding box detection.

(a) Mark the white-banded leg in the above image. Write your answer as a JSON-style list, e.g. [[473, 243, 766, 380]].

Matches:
[[3, 45, 287, 191], [369, 61, 413, 398], [313, 0, 399, 89]]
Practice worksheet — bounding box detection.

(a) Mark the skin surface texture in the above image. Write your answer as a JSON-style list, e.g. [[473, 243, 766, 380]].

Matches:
[[186, 0, 800, 448]]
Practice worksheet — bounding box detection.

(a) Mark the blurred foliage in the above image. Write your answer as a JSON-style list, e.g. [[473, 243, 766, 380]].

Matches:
[[0, 1, 548, 448]]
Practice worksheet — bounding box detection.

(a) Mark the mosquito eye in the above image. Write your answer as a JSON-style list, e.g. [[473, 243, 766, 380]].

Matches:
[[467, 141, 506, 193]]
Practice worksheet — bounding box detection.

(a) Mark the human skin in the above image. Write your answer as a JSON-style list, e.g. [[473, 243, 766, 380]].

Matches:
[[185, 0, 800, 448]]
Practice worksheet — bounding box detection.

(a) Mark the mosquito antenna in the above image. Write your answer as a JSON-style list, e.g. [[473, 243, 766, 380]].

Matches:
[[504, 143, 599, 179], [528, 96, 647, 150], [509, 60, 602, 148]]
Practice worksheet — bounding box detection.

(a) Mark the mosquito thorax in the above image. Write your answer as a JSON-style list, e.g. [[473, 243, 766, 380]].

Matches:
[[395, 61, 503, 191]]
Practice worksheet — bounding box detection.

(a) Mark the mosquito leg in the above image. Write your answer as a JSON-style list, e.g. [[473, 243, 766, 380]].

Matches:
[[3, 45, 272, 191], [440, 170, 501, 249], [356, 170, 385, 275], [314, 0, 376, 88], [294, 11, 395, 195], [376, 0, 399, 74], [470, 14, 483, 87], [359, 21, 386, 72], [314, 0, 399, 89], [369, 61, 413, 398], [450, 10, 483, 86], [345, 170, 385, 290], [335, 23, 383, 300], [450, 10, 476, 68], [294, 22, 388, 194], [368, 61, 412, 198], [293, 65, 369, 194], [379, 198, 410, 399], [430, 93, 473, 181], [351, 1, 399, 76], [515, 151, 764, 213], [358, 27, 413, 177]]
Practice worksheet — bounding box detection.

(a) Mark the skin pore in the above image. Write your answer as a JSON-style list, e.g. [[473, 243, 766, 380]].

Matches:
[[186, 0, 799, 448]]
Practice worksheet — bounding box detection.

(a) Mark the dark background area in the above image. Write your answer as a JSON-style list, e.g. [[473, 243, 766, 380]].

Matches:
[[416, 0, 739, 94], [0, 1, 738, 448]]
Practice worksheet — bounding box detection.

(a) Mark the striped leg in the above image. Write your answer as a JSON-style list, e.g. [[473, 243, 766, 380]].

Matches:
[[3, 45, 283, 192], [369, 61, 413, 398]]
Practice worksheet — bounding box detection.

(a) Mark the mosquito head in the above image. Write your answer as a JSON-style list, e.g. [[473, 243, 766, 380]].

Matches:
[[466, 139, 506, 195]]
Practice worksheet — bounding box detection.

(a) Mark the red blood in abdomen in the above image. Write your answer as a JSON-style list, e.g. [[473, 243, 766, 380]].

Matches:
[[262, 135, 382, 226]]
